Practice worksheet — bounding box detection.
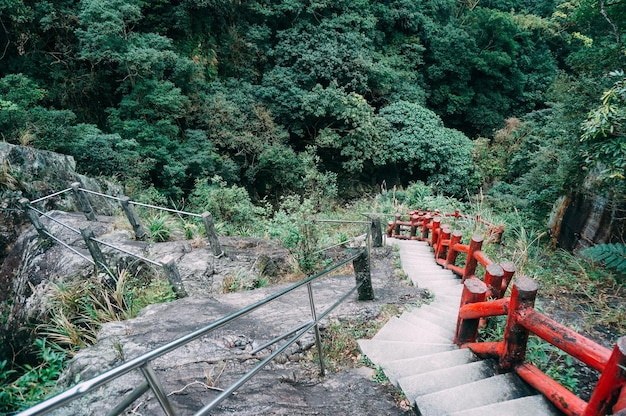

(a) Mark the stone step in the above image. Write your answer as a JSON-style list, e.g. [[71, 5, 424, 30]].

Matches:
[[372, 317, 451, 344], [417, 280, 463, 290], [396, 314, 455, 339], [423, 302, 459, 317], [400, 309, 457, 332], [434, 293, 463, 305], [409, 273, 458, 282], [414, 372, 535, 415], [358, 339, 455, 364], [398, 359, 498, 399], [430, 284, 464, 297], [448, 394, 562, 416], [382, 348, 476, 385]]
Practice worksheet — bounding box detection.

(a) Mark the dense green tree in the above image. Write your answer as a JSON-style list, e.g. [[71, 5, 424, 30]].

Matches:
[[581, 71, 626, 196], [380, 101, 476, 197]]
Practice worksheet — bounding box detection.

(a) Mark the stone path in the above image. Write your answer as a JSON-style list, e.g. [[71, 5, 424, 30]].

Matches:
[[358, 239, 562, 416]]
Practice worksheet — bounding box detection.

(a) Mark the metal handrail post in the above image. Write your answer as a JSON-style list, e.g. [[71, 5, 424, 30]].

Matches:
[[307, 282, 326, 376], [106, 381, 150, 416], [140, 363, 176, 416]]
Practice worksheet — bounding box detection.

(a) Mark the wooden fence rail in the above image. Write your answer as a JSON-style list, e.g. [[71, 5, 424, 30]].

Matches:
[[388, 210, 626, 416]]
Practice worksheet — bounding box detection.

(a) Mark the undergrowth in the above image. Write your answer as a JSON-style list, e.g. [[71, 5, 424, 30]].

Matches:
[[0, 268, 175, 413]]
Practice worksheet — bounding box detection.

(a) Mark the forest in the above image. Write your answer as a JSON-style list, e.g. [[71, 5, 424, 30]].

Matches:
[[0, 0, 623, 221], [1, 0, 626, 411]]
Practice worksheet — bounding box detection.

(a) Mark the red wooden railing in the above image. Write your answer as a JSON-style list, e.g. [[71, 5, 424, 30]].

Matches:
[[387, 211, 511, 298], [456, 276, 626, 416], [388, 211, 626, 416]]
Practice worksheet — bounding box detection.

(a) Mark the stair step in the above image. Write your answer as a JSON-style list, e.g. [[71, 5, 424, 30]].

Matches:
[[358, 339, 455, 364], [383, 348, 476, 385], [372, 317, 451, 344], [414, 373, 535, 415], [411, 274, 459, 283], [398, 359, 498, 399], [400, 309, 457, 332], [429, 285, 464, 297], [424, 302, 459, 317], [433, 294, 462, 305], [448, 394, 562, 416], [396, 315, 455, 340]]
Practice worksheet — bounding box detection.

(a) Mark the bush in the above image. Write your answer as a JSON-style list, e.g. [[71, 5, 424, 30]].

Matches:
[[188, 176, 269, 234]]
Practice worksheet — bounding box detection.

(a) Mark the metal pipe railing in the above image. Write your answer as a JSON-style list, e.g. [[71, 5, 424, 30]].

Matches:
[[29, 187, 73, 204], [18, 247, 367, 416], [91, 237, 162, 267], [27, 205, 81, 235], [41, 230, 95, 265]]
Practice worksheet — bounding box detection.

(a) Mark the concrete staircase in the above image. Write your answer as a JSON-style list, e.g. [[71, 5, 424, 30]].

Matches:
[[358, 239, 561, 416]]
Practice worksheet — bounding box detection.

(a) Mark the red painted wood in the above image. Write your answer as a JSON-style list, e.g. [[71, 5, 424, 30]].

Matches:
[[499, 275, 537, 371], [515, 362, 586, 416], [462, 234, 483, 281], [445, 230, 463, 266], [430, 217, 441, 247], [454, 278, 487, 345], [436, 229, 451, 259], [484, 263, 504, 298], [446, 263, 464, 276], [458, 298, 509, 320], [613, 386, 626, 415], [452, 243, 468, 253], [421, 215, 431, 240], [465, 341, 502, 357], [584, 336, 626, 416], [500, 261, 516, 295], [519, 309, 612, 372], [473, 250, 493, 267]]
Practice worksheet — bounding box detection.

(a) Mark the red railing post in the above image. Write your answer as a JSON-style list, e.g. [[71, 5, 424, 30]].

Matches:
[[585, 336, 626, 416], [462, 234, 483, 281], [445, 230, 463, 266], [499, 275, 538, 371], [500, 261, 516, 295], [454, 278, 488, 345], [436, 227, 451, 260], [421, 214, 432, 240], [484, 264, 505, 299], [430, 216, 441, 247], [394, 213, 401, 237], [410, 213, 419, 239]]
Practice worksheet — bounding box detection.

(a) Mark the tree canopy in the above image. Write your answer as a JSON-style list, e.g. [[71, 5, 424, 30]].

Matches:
[[0, 0, 623, 207]]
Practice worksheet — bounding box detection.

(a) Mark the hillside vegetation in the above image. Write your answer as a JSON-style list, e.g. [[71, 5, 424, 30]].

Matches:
[[0, 1, 625, 412], [0, 0, 624, 212]]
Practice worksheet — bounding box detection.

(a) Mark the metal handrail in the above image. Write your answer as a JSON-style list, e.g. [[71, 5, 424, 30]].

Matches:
[[18, 232, 371, 416], [29, 187, 73, 204]]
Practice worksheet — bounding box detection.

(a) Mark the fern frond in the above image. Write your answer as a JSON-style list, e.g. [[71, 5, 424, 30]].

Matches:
[[582, 243, 626, 275]]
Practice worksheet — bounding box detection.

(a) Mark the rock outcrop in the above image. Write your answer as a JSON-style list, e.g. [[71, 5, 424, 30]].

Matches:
[[0, 142, 120, 265], [0, 206, 293, 362], [46, 247, 418, 416], [550, 192, 626, 252]]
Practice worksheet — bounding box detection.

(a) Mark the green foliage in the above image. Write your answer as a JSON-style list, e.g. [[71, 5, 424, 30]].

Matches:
[[221, 268, 269, 293], [580, 72, 626, 195], [582, 243, 626, 277], [146, 212, 178, 242], [0, 268, 175, 413], [0, 338, 67, 413], [267, 196, 320, 274], [380, 101, 476, 197], [188, 176, 269, 234]]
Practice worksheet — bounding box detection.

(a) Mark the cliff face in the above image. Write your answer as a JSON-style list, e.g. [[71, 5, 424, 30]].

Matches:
[[550, 192, 626, 252], [0, 142, 120, 264]]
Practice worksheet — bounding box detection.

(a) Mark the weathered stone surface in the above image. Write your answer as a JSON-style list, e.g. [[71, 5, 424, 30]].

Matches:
[[47, 247, 419, 416], [0, 142, 120, 265], [0, 210, 295, 363]]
